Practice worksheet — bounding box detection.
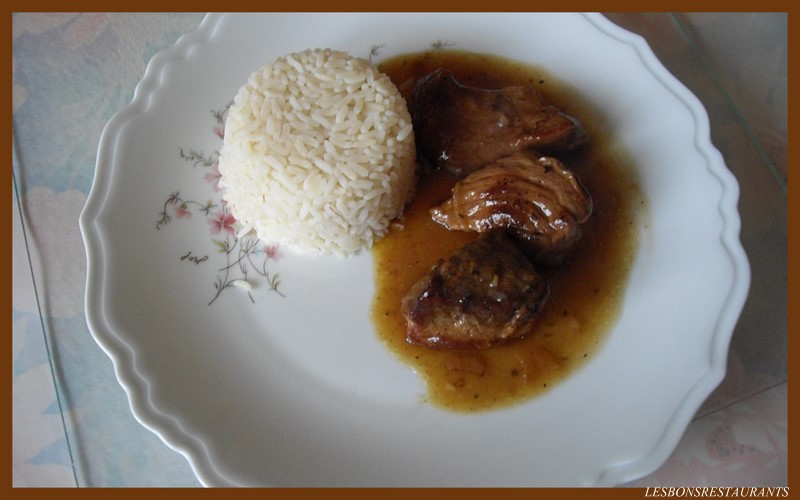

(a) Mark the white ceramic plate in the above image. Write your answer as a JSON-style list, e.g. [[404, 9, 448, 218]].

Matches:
[[80, 13, 750, 486]]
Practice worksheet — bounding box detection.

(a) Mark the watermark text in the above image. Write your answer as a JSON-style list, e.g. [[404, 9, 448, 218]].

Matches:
[[645, 487, 789, 498]]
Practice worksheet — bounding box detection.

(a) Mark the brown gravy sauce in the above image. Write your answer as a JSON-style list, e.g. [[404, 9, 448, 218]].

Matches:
[[371, 50, 643, 413]]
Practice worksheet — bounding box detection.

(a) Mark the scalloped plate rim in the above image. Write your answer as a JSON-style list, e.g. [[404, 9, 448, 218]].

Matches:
[[79, 12, 751, 487]]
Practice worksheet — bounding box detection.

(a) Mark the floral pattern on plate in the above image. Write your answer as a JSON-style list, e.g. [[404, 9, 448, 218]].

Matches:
[[156, 104, 284, 305]]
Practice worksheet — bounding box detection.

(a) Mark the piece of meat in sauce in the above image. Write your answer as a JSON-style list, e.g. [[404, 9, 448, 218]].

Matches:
[[430, 153, 592, 265], [401, 231, 549, 350], [412, 68, 587, 176]]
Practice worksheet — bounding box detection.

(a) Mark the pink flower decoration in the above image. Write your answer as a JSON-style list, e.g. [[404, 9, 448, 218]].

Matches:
[[213, 126, 224, 139], [208, 210, 236, 236], [264, 245, 282, 260], [175, 205, 192, 219], [204, 162, 222, 191]]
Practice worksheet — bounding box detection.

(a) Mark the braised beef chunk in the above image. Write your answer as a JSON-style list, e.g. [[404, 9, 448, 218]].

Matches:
[[402, 232, 549, 349], [430, 153, 592, 265], [412, 69, 587, 176], [402, 67, 594, 350]]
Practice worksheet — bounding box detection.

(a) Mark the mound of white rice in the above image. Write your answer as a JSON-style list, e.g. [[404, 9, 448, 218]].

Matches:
[[218, 48, 416, 256]]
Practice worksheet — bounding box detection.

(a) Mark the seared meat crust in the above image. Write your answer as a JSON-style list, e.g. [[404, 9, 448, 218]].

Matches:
[[412, 69, 587, 176], [401, 232, 549, 349], [430, 153, 592, 265]]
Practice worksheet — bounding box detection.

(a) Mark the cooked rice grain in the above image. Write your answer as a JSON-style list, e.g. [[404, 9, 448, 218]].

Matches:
[[218, 49, 416, 256]]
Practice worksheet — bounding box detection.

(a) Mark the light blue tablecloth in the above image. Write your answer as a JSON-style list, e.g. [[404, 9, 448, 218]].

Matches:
[[13, 13, 205, 486]]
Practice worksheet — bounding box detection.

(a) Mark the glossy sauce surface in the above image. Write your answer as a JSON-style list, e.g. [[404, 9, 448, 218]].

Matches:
[[372, 50, 643, 412]]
